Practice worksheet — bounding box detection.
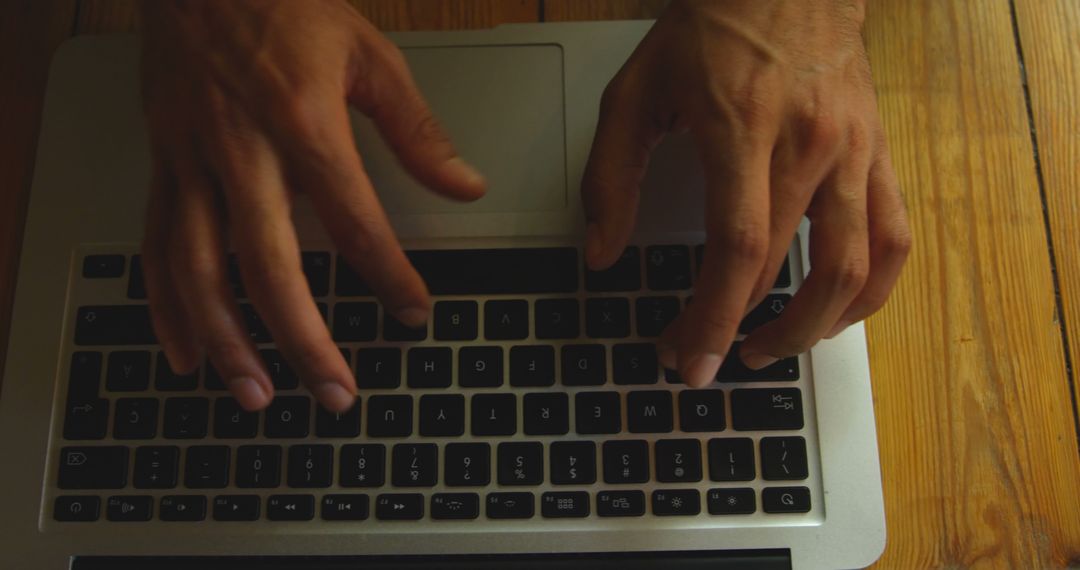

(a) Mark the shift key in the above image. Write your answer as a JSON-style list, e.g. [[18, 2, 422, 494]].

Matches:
[[731, 388, 803, 431], [58, 446, 128, 489]]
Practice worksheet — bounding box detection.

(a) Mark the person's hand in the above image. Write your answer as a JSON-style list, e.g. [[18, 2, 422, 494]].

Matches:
[[140, 0, 485, 412], [582, 0, 910, 387]]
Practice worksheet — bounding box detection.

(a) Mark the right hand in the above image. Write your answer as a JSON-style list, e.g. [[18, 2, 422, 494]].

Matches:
[[139, 0, 486, 412]]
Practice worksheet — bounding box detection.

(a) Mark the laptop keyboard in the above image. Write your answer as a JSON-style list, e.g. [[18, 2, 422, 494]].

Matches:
[[49, 244, 818, 526]]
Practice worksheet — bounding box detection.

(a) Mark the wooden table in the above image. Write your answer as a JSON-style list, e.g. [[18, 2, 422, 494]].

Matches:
[[2, 1, 1078, 567]]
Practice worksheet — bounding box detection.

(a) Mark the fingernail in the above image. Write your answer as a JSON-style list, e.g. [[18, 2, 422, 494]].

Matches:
[[312, 383, 356, 412], [395, 306, 429, 328], [585, 223, 604, 266], [447, 157, 486, 189], [231, 376, 271, 410], [741, 350, 779, 370], [682, 352, 723, 387], [825, 320, 853, 339]]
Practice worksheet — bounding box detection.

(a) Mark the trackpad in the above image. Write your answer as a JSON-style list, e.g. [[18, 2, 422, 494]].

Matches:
[[351, 45, 567, 215]]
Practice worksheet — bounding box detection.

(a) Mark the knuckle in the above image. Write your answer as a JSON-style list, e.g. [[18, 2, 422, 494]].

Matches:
[[716, 222, 769, 263], [846, 120, 872, 155], [173, 245, 222, 285], [405, 106, 452, 153], [798, 110, 842, 150], [829, 256, 870, 295], [880, 225, 913, 259], [274, 91, 333, 152], [694, 311, 741, 338]]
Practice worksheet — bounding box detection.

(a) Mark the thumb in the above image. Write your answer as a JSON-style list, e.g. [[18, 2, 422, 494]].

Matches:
[[348, 40, 486, 201], [581, 71, 664, 270]]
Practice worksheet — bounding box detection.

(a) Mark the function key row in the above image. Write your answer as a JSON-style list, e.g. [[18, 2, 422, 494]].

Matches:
[[64, 387, 804, 441]]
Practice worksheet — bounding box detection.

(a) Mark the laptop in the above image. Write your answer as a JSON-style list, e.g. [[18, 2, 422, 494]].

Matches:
[[0, 21, 885, 570]]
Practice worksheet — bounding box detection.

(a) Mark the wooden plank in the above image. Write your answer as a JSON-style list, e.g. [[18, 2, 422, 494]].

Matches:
[[74, 0, 539, 33], [0, 0, 78, 384], [550, 0, 1080, 567], [1014, 0, 1080, 442]]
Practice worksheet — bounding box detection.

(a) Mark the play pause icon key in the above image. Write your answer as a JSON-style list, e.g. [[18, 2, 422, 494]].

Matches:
[[321, 494, 370, 521]]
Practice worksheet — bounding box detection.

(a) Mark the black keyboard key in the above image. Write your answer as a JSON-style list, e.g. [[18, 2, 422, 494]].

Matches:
[[731, 388, 804, 430], [471, 393, 516, 436], [419, 394, 465, 436], [160, 495, 207, 521], [602, 440, 648, 484], [597, 490, 645, 517], [739, 294, 790, 334], [534, 298, 580, 339], [761, 436, 809, 481], [213, 495, 260, 521], [541, 491, 590, 518], [163, 397, 209, 439], [523, 392, 568, 435], [434, 300, 478, 341], [106, 495, 153, 522], [235, 445, 282, 488], [498, 442, 543, 485], [184, 446, 230, 488], [585, 247, 640, 292], [54, 496, 100, 522], [708, 488, 756, 515], [458, 346, 503, 387], [355, 347, 402, 389], [106, 350, 150, 392], [376, 493, 424, 520], [322, 494, 369, 521], [74, 305, 155, 346], [367, 395, 413, 437], [408, 248, 578, 295], [333, 302, 377, 341], [392, 443, 438, 487], [444, 443, 491, 487], [763, 487, 811, 513], [340, 444, 385, 487], [63, 398, 109, 440], [133, 445, 179, 489], [561, 344, 606, 386], [550, 441, 596, 485], [486, 492, 534, 519], [509, 345, 555, 387], [113, 398, 158, 439], [708, 438, 756, 482], [264, 396, 311, 438], [627, 390, 673, 433], [585, 298, 631, 338], [302, 251, 331, 297], [155, 352, 198, 391], [316, 401, 362, 437], [655, 439, 703, 482], [383, 313, 427, 342], [652, 489, 701, 516], [432, 493, 480, 520], [645, 245, 691, 290], [287, 444, 333, 488], [58, 446, 128, 489], [67, 351, 102, 400], [127, 255, 147, 298], [612, 343, 658, 384], [260, 349, 299, 389], [239, 304, 273, 343], [679, 389, 725, 432], [574, 391, 621, 434], [635, 296, 680, 337], [335, 255, 372, 296], [407, 347, 452, 388], [716, 344, 800, 382], [214, 398, 259, 438], [83, 254, 125, 278], [484, 300, 528, 340], [268, 494, 315, 521]]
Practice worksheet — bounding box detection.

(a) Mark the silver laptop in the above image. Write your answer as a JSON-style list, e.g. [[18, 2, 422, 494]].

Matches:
[[0, 21, 885, 570]]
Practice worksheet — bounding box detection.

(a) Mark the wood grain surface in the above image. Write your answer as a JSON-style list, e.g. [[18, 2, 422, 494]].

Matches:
[[1, 1, 1079, 568]]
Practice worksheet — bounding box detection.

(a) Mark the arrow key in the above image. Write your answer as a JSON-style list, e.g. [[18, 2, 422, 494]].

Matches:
[[268, 494, 315, 521]]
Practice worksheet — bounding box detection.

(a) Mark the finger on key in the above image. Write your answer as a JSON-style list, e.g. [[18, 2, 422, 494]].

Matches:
[[825, 150, 911, 338], [741, 155, 872, 369], [142, 161, 199, 372], [168, 152, 273, 411], [212, 131, 357, 413], [666, 128, 774, 388]]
